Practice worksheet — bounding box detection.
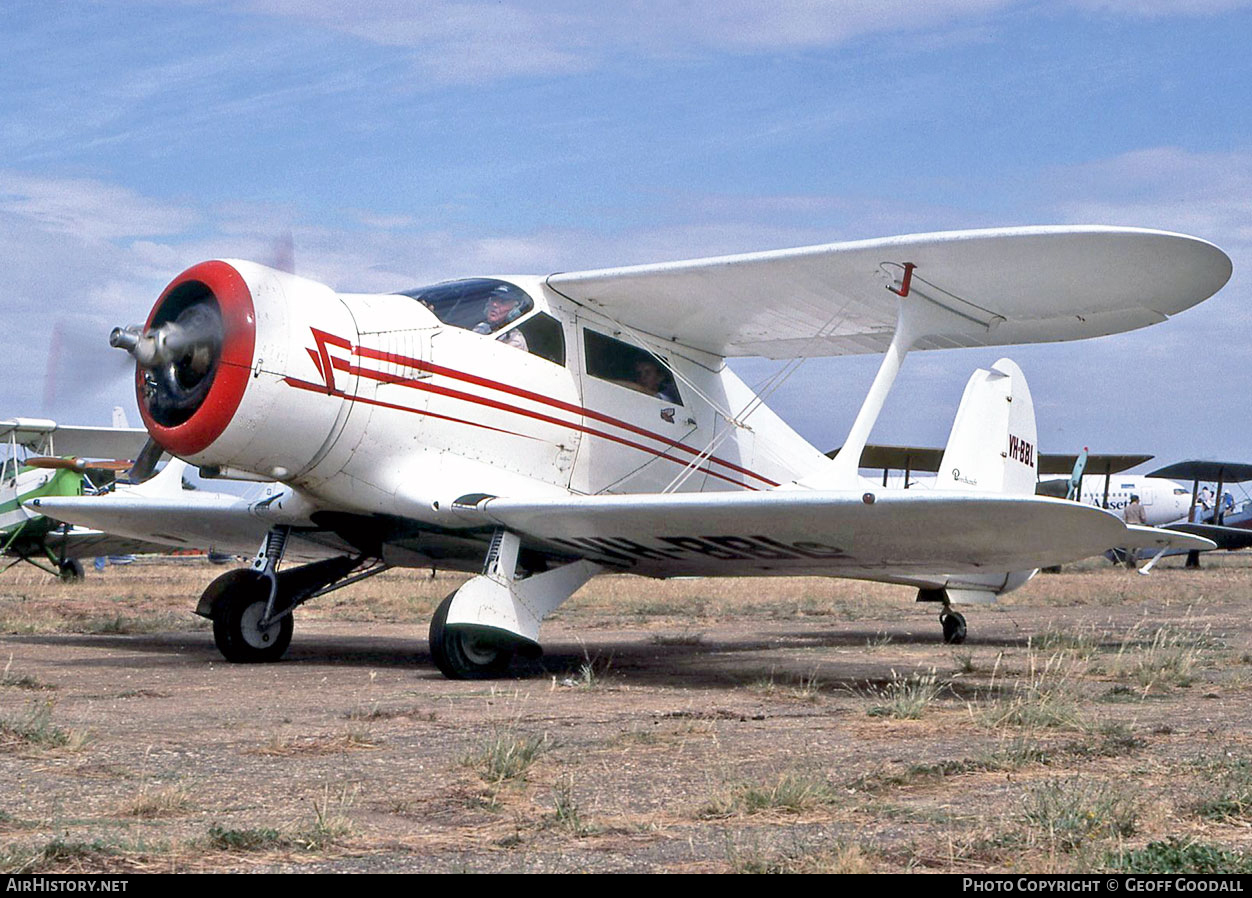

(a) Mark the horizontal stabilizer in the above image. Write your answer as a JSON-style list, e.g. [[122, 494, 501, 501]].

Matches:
[[1121, 525, 1215, 554]]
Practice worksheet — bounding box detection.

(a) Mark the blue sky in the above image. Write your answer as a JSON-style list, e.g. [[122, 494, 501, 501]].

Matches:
[[3, 1, 1250, 472]]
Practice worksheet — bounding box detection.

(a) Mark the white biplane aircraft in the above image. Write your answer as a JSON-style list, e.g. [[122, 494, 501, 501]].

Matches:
[[33, 226, 1229, 677]]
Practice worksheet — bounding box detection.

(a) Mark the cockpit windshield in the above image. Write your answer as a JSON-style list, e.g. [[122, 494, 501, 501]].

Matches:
[[396, 278, 534, 335]]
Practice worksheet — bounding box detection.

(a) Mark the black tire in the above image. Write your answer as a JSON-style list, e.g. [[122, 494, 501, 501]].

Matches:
[[210, 572, 293, 663], [429, 591, 515, 679], [941, 610, 967, 645], [58, 559, 85, 583]]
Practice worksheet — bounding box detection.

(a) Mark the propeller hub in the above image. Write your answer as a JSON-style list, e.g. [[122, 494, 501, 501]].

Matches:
[[120, 260, 256, 457]]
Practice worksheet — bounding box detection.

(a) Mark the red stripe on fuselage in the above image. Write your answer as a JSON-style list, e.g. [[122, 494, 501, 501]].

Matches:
[[342, 362, 753, 489], [352, 344, 779, 487], [283, 376, 542, 441]]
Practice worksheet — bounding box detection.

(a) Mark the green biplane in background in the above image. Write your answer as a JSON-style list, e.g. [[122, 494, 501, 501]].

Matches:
[[0, 412, 169, 580]]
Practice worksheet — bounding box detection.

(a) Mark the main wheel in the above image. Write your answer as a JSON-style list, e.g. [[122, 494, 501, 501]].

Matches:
[[429, 592, 515, 679], [210, 572, 293, 663], [58, 559, 85, 582], [941, 610, 967, 645]]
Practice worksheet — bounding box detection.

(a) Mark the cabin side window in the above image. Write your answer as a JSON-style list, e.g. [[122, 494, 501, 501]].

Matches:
[[501, 313, 566, 366], [583, 329, 682, 405]]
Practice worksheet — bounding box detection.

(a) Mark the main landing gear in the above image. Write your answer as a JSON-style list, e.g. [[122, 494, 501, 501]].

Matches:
[[206, 568, 294, 662], [196, 526, 388, 663], [427, 528, 601, 680], [917, 587, 967, 644], [428, 591, 517, 679], [940, 608, 967, 645]]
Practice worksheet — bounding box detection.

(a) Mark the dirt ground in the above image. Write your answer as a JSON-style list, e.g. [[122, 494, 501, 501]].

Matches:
[[3, 554, 1252, 873]]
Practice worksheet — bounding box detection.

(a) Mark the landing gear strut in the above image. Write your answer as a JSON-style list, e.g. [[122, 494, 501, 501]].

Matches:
[[196, 527, 387, 663], [917, 587, 967, 644]]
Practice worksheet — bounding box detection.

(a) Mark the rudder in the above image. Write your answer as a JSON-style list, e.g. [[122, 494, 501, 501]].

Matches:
[[934, 358, 1037, 496]]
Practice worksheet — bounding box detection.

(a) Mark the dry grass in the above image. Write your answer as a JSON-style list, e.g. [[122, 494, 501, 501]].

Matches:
[[1112, 621, 1213, 692], [463, 727, 549, 785], [0, 655, 52, 691], [699, 770, 841, 818], [0, 700, 89, 752], [120, 786, 193, 819], [4, 556, 1252, 872], [977, 649, 1086, 730], [248, 730, 382, 756], [723, 832, 873, 873], [1019, 776, 1142, 852], [865, 668, 947, 719]]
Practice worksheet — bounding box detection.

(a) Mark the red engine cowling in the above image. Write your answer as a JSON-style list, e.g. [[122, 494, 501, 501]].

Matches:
[[132, 259, 360, 480]]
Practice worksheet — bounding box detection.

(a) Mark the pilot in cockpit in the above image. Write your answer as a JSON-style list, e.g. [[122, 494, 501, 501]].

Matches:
[[473, 289, 528, 351]]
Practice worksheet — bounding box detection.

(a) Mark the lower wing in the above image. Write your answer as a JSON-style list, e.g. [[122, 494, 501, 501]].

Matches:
[[453, 490, 1216, 580]]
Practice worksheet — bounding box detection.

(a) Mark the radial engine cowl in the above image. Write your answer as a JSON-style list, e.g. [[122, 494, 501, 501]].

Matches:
[[128, 259, 358, 478]]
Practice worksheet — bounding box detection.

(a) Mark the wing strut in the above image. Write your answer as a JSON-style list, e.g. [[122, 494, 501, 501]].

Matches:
[[819, 270, 988, 488]]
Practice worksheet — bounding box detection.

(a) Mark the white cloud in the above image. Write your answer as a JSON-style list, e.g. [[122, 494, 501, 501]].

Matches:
[[219, 0, 1252, 86], [0, 172, 199, 243], [224, 0, 1015, 83], [1064, 0, 1252, 16], [1051, 147, 1252, 247]]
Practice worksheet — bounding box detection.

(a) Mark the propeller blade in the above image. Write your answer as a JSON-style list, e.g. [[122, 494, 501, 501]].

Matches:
[[126, 437, 164, 483], [1067, 446, 1089, 501], [25, 456, 85, 471], [27, 456, 136, 472]]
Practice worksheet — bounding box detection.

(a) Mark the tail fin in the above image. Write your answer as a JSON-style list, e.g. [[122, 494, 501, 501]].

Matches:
[[934, 358, 1037, 496]]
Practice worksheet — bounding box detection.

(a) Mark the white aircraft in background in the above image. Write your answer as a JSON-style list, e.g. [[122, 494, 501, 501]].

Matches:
[[33, 226, 1226, 677], [1069, 474, 1191, 525]]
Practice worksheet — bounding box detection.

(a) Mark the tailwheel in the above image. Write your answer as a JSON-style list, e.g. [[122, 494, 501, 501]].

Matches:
[[940, 609, 967, 645], [58, 559, 85, 583], [206, 570, 293, 663], [429, 592, 515, 679]]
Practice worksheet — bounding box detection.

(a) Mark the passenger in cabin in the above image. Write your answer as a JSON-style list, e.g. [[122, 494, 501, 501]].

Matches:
[[630, 358, 679, 403], [472, 290, 528, 351]]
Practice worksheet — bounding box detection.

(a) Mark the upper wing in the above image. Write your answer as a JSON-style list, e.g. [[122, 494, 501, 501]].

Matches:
[[453, 489, 1215, 581], [0, 417, 150, 459], [1147, 460, 1252, 482], [1163, 522, 1252, 551], [547, 226, 1231, 359], [825, 443, 1152, 477]]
